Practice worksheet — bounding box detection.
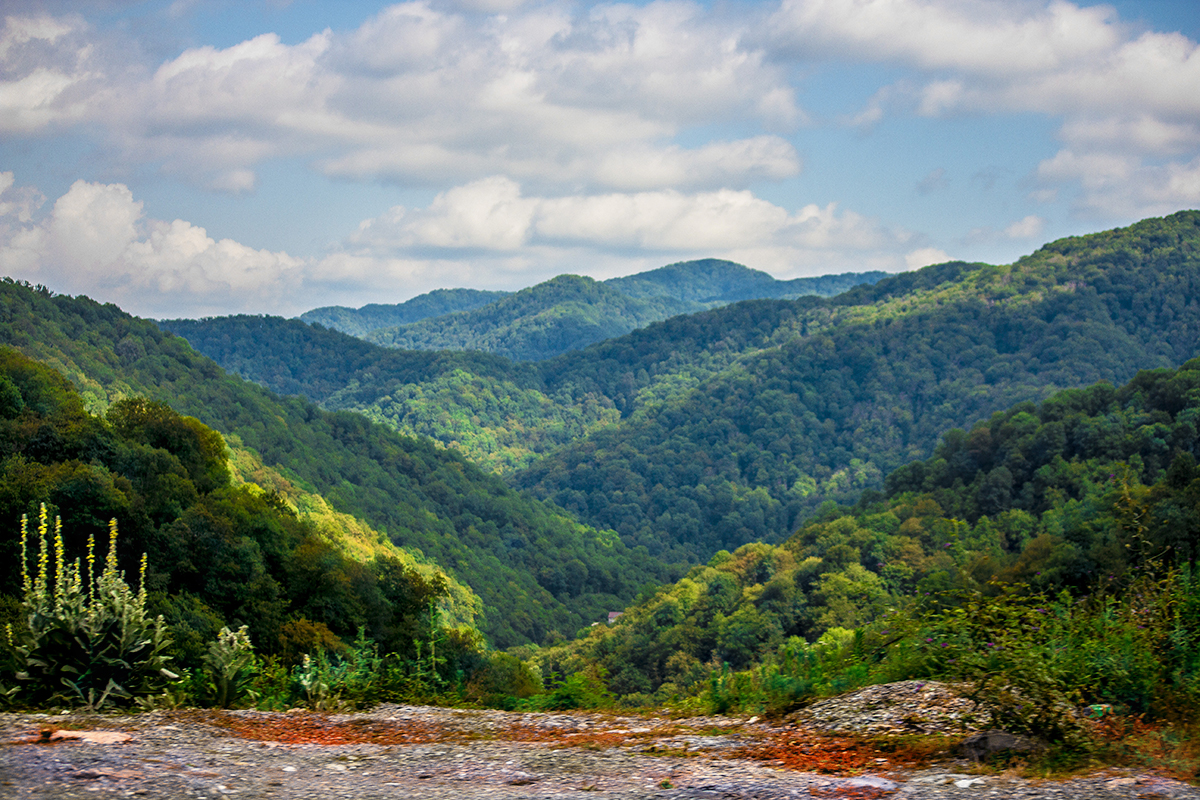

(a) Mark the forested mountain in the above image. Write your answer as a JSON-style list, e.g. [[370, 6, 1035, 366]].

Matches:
[[363, 274, 700, 361], [301, 288, 510, 337], [292, 261, 887, 363], [157, 315, 615, 474], [164, 212, 1200, 577], [537, 359, 1200, 711], [0, 280, 659, 647], [605, 259, 887, 305], [0, 348, 480, 671], [516, 212, 1200, 565]]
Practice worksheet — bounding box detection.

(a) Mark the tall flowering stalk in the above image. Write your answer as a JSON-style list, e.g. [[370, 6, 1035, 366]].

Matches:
[[11, 506, 178, 708]]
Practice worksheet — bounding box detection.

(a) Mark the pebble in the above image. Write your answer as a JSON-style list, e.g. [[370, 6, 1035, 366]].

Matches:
[[0, 705, 1194, 799]]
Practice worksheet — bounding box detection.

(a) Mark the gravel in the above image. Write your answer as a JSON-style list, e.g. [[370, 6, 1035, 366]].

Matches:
[[0, 705, 1195, 799]]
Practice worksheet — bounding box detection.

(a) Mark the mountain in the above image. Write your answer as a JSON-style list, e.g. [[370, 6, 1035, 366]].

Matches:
[[300, 261, 888, 362], [363, 274, 700, 361], [605, 259, 887, 305], [161, 211, 1200, 576], [533, 358, 1200, 716], [157, 315, 614, 474], [518, 212, 1200, 563], [0, 347, 486, 676], [0, 280, 661, 648], [301, 288, 510, 337]]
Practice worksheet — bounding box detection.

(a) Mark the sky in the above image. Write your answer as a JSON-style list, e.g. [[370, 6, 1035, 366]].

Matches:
[[0, 0, 1197, 319]]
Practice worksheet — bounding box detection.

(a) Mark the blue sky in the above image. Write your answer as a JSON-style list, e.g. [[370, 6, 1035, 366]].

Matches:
[[1, 0, 1197, 318]]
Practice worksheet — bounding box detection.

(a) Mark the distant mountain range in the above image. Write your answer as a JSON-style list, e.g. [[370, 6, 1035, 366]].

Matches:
[[296, 260, 889, 361]]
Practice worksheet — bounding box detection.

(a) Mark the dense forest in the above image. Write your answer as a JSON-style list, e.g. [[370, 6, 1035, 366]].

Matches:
[[302, 288, 510, 337], [0, 280, 659, 648], [0, 349, 475, 675], [605, 259, 887, 305], [534, 360, 1200, 724], [289, 260, 886, 361], [166, 212, 1200, 578], [2, 212, 1200, 756]]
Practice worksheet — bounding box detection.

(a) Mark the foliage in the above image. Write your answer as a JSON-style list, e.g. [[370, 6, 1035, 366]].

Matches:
[[364, 274, 700, 361], [164, 213, 1200, 577], [522, 211, 1200, 564], [301, 288, 510, 337], [0, 284, 656, 648], [204, 625, 257, 709], [9, 508, 177, 709], [532, 354, 1200, 741], [606, 259, 886, 305]]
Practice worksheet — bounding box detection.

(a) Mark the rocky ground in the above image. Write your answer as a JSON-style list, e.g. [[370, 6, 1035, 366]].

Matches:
[[0, 700, 1195, 800]]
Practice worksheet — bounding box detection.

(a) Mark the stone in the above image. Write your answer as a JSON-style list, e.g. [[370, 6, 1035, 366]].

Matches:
[[959, 729, 1038, 761]]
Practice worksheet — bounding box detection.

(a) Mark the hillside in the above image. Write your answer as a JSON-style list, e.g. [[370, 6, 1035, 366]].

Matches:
[[364, 274, 699, 361], [299, 261, 886, 363], [0, 280, 660, 647], [157, 315, 613, 474], [301, 288, 510, 337], [518, 211, 1200, 563], [606, 259, 887, 305], [161, 212, 1200, 575], [0, 348, 482, 675], [535, 359, 1200, 718]]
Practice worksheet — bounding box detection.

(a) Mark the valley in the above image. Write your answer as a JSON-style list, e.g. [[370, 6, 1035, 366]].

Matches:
[[0, 212, 1198, 775]]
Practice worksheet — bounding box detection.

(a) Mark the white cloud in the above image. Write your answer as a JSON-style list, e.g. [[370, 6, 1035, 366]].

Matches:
[[349, 177, 906, 257], [1034, 150, 1200, 218], [905, 247, 950, 270], [769, 0, 1120, 75], [770, 0, 1200, 220], [1003, 214, 1045, 239], [0, 176, 917, 318], [0, 178, 303, 318], [0, 3, 801, 193]]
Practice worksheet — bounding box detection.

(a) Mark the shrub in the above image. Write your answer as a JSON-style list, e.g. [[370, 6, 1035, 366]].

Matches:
[[8, 507, 177, 708], [204, 625, 257, 708]]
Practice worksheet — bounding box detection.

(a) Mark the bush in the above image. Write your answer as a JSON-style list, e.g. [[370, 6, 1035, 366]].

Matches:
[[8, 507, 177, 708]]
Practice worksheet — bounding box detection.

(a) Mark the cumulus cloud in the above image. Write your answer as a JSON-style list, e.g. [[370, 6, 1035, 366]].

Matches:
[[905, 247, 950, 270], [771, 0, 1200, 220], [0, 2, 801, 192], [349, 176, 907, 257], [0, 177, 303, 318], [0, 176, 919, 317], [964, 214, 1046, 245], [1033, 150, 1200, 218]]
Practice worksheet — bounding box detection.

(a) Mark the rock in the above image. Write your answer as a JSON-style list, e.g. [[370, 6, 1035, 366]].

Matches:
[[959, 729, 1038, 761], [789, 680, 994, 736], [41, 729, 132, 745]]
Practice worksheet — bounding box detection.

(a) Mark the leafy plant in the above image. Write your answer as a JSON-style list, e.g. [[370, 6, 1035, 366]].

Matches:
[[204, 625, 257, 708], [9, 507, 178, 708]]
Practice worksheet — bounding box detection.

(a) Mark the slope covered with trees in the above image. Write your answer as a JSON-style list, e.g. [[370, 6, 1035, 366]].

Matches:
[[157, 315, 617, 474], [301, 288, 510, 337], [0, 349, 477, 675], [297, 260, 886, 359], [537, 359, 1200, 722], [364, 274, 699, 361], [517, 211, 1200, 565], [606, 259, 887, 305], [0, 280, 658, 647], [163, 212, 1200, 577]]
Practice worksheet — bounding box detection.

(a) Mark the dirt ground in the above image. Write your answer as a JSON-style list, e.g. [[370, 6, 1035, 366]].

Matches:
[[0, 704, 1195, 799]]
